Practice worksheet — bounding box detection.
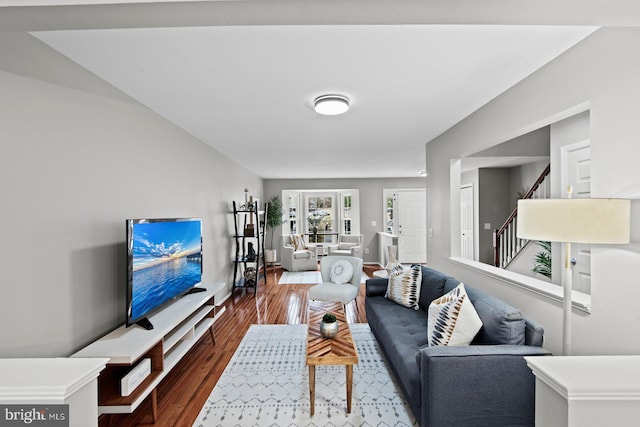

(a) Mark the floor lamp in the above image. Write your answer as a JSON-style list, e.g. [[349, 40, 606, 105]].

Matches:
[[517, 190, 630, 355]]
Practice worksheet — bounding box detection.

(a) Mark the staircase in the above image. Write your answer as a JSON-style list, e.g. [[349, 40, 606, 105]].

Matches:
[[493, 164, 550, 268]]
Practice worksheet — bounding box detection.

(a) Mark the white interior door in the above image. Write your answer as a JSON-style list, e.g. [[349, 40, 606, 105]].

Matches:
[[561, 140, 592, 293], [397, 190, 427, 263], [460, 185, 474, 260]]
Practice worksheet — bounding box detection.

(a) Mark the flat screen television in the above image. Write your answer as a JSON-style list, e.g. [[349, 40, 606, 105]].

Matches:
[[126, 217, 204, 330]]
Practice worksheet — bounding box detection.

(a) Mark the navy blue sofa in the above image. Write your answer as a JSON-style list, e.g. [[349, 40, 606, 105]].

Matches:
[[365, 266, 551, 427]]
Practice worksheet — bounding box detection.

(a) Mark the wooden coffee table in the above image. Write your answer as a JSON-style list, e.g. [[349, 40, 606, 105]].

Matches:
[[306, 301, 359, 415]]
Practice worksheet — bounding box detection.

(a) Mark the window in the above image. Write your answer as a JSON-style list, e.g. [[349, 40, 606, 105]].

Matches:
[[287, 192, 300, 234], [282, 189, 360, 244], [341, 193, 353, 234], [307, 195, 334, 243]]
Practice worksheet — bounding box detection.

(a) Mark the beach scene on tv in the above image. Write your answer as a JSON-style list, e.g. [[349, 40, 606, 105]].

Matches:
[[130, 220, 202, 320]]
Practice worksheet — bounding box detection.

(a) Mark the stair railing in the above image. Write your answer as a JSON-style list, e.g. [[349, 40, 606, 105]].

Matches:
[[493, 164, 551, 268]]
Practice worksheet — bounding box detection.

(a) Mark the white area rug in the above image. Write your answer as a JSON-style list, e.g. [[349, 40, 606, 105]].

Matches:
[[193, 324, 417, 427], [278, 271, 322, 284], [278, 271, 370, 285]]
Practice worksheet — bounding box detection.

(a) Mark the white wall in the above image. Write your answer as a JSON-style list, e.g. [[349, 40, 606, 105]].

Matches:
[[425, 27, 640, 355], [478, 168, 511, 264], [0, 34, 262, 357]]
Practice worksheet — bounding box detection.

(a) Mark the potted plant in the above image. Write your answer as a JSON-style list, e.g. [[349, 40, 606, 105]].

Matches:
[[320, 312, 338, 338], [532, 240, 552, 279], [265, 195, 284, 264]]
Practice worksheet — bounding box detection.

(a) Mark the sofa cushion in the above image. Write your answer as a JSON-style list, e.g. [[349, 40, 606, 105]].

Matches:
[[418, 266, 451, 310], [427, 283, 483, 346], [340, 235, 361, 244], [385, 264, 422, 310], [444, 280, 526, 345], [338, 242, 358, 250], [365, 296, 427, 413], [293, 250, 312, 259]]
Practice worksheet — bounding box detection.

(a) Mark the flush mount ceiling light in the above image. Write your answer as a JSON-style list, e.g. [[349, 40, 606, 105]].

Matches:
[[314, 94, 350, 115]]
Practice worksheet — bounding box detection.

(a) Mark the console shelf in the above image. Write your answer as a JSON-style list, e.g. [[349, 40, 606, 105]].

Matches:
[[72, 282, 224, 422], [232, 200, 266, 294]]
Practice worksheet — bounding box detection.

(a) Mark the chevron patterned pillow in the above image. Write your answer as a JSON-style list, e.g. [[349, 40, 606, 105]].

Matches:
[[385, 263, 422, 310], [427, 283, 483, 346]]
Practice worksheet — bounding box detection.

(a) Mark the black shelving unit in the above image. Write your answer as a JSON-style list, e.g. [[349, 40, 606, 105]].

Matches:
[[232, 200, 266, 295]]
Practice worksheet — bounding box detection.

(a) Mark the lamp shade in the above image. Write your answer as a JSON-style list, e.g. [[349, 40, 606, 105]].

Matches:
[[517, 198, 630, 244]]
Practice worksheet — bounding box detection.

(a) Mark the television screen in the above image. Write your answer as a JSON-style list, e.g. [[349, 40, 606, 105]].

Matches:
[[126, 217, 203, 329]]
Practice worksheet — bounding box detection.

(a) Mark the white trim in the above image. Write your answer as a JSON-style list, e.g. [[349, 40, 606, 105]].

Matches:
[[525, 356, 640, 401], [449, 257, 591, 313]]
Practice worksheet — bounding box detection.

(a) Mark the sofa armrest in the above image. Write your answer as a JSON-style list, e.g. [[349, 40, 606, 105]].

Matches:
[[280, 245, 295, 271], [525, 318, 545, 347], [351, 246, 364, 258], [282, 244, 294, 252], [416, 345, 551, 427], [326, 244, 339, 255], [416, 344, 551, 363], [365, 278, 388, 297]]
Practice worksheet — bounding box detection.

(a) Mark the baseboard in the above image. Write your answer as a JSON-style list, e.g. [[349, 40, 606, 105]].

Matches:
[[364, 261, 383, 267]]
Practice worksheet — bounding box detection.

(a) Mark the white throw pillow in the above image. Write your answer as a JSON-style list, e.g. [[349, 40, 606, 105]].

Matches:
[[385, 264, 422, 310], [427, 283, 482, 346], [293, 234, 306, 250], [330, 260, 353, 284]]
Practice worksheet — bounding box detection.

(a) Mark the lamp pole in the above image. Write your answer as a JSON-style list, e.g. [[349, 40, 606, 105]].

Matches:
[[517, 192, 630, 357], [562, 186, 573, 356]]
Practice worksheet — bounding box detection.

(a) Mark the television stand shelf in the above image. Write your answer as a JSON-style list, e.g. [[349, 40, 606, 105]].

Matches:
[[72, 282, 224, 424]]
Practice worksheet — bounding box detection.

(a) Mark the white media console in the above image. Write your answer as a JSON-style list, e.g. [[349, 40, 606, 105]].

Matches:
[[72, 282, 225, 423], [0, 358, 108, 427]]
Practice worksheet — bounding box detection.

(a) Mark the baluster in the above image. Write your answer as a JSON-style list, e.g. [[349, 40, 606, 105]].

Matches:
[[505, 224, 509, 263], [502, 227, 509, 268], [497, 232, 502, 268], [502, 227, 507, 266], [507, 223, 512, 263], [512, 222, 517, 260], [502, 232, 507, 267]]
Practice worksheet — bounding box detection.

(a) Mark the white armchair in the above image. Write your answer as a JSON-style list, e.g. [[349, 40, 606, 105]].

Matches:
[[281, 234, 318, 272], [328, 234, 364, 259], [308, 256, 363, 309]]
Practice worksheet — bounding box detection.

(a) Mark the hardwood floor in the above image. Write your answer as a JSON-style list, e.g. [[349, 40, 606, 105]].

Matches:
[[100, 264, 379, 427]]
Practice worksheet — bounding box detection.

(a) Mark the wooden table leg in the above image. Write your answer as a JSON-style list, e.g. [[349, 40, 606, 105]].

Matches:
[[151, 388, 158, 423], [309, 365, 316, 416], [209, 325, 216, 345], [346, 364, 353, 414]]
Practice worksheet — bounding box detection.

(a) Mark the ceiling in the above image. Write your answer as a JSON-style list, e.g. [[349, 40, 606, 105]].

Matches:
[[5, 2, 610, 179]]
